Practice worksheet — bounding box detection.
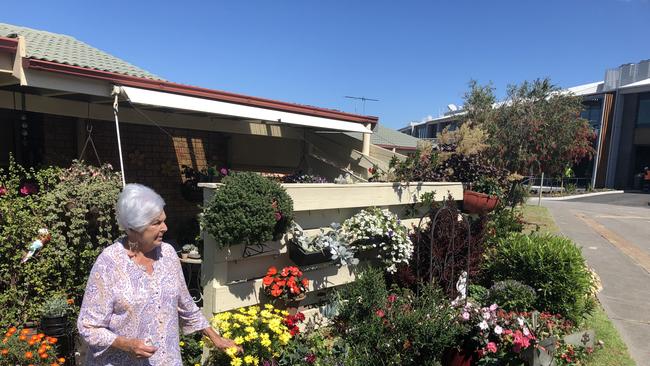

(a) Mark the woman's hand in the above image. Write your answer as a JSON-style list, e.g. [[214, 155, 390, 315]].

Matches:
[[202, 326, 243, 353], [112, 336, 157, 358]]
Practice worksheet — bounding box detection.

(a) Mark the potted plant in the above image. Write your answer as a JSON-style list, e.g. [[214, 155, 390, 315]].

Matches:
[[262, 266, 309, 314], [288, 223, 334, 266], [182, 244, 200, 259], [341, 207, 413, 273], [463, 177, 502, 214], [40, 296, 71, 337], [0, 326, 63, 365], [201, 172, 294, 249], [180, 165, 228, 202]]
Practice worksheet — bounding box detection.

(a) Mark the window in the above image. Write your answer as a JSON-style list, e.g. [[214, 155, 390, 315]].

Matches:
[[637, 93, 650, 126], [581, 100, 602, 130]]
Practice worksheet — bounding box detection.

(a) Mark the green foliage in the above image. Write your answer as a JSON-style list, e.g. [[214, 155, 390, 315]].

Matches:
[[335, 268, 462, 365], [485, 206, 524, 246], [487, 280, 537, 312], [472, 176, 503, 196], [468, 284, 490, 306], [40, 294, 71, 318], [278, 328, 347, 366], [0, 158, 121, 328], [464, 78, 595, 176], [483, 233, 594, 322], [201, 172, 294, 248], [180, 332, 204, 366]]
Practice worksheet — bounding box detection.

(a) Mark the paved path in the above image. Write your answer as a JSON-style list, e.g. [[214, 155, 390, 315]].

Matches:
[[541, 193, 650, 366]]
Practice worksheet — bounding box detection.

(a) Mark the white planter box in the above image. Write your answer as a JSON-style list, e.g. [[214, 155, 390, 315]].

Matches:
[[199, 181, 462, 316]]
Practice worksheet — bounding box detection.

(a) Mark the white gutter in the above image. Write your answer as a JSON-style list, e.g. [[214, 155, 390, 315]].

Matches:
[[119, 86, 372, 134]]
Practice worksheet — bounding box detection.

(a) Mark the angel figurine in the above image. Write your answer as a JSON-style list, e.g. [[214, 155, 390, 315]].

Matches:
[[21, 228, 51, 263]]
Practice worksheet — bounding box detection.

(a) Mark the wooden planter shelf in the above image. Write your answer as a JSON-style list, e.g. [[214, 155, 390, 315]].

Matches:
[[199, 181, 463, 316]]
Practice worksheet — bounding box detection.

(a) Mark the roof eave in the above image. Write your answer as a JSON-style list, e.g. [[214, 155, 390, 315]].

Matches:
[[23, 58, 378, 125], [0, 36, 18, 54]]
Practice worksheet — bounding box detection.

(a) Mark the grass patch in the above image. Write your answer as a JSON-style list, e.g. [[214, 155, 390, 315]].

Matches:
[[582, 306, 636, 366], [521, 204, 560, 234], [520, 205, 636, 366]]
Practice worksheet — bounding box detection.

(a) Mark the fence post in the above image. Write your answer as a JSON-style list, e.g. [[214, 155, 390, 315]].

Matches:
[[538, 172, 544, 206]]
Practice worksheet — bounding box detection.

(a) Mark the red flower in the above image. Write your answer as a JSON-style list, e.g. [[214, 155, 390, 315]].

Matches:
[[0, 186, 7, 197], [387, 294, 397, 303], [266, 267, 277, 276], [375, 309, 385, 318]]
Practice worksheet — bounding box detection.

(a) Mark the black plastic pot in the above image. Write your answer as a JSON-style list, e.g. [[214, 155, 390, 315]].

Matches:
[[41, 316, 68, 337], [288, 241, 332, 266]]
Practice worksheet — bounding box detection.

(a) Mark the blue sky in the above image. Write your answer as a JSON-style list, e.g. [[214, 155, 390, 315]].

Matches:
[[3, 0, 650, 129]]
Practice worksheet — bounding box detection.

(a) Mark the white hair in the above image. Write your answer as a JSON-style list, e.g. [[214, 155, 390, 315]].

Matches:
[[116, 183, 166, 233]]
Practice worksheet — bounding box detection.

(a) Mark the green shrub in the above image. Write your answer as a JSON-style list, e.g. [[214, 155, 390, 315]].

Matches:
[[483, 233, 594, 322], [487, 280, 537, 312], [201, 172, 294, 248], [0, 158, 121, 327], [335, 268, 462, 366], [468, 284, 489, 306], [486, 206, 524, 246]]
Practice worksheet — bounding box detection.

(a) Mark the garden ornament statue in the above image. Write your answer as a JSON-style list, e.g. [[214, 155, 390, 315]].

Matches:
[[453, 271, 468, 303], [21, 228, 50, 263]]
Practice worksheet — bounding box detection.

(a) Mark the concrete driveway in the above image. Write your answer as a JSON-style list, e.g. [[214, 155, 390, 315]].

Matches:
[[541, 193, 650, 365]]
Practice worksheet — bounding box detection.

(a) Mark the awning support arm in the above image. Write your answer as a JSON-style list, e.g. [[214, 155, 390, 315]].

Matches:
[[112, 86, 126, 187]]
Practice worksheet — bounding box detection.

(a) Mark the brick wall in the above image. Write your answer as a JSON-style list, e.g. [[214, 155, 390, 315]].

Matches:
[[39, 114, 228, 243]]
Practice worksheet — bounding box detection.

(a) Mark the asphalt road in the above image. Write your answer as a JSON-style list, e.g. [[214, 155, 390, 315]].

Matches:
[[543, 193, 650, 365]]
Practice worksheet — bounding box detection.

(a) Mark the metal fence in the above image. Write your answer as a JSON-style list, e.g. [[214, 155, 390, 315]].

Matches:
[[523, 176, 592, 194]]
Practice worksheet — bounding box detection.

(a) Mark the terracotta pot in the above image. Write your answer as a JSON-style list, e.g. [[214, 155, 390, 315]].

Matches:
[[463, 190, 499, 214], [273, 293, 307, 315]]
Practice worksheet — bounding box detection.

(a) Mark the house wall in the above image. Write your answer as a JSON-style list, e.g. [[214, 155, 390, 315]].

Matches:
[[1, 108, 229, 243]]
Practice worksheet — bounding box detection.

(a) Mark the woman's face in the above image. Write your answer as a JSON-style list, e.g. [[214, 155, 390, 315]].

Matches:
[[136, 211, 167, 250]]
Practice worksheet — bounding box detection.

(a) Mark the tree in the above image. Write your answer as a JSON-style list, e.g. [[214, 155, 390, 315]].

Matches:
[[463, 78, 595, 176]]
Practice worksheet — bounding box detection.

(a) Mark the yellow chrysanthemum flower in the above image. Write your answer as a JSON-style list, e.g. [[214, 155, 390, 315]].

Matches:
[[231, 357, 243, 366], [244, 355, 254, 364]]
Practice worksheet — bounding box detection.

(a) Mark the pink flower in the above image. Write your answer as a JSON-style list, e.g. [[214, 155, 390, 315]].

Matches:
[[486, 342, 498, 353], [304, 354, 316, 364], [387, 294, 397, 303], [0, 186, 7, 197], [19, 182, 38, 196], [375, 309, 385, 318], [274, 212, 282, 221], [462, 312, 470, 321], [220, 167, 228, 175]]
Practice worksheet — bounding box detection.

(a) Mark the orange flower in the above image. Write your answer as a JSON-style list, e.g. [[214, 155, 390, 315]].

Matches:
[[47, 337, 58, 344], [1, 349, 8, 355], [58, 357, 66, 363], [50, 363, 59, 366], [28, 340, 36, 346], [40, 352, 48, 359], [266, 266, 277, 276], [67, 298, 74, 305], [20, 329, 30, 335], [302, 278, 309, 287], [37, 333, 45, 339], [8, 327, 17, 334], [19, 335, 27, 341], [24, 351, 33, 359]]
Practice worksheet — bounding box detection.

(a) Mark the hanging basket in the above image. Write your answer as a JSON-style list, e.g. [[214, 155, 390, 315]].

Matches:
[[462, 190, 499, 214]]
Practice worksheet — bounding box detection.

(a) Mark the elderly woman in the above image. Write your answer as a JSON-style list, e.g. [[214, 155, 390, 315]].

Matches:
[[78, 183, 239, 365]]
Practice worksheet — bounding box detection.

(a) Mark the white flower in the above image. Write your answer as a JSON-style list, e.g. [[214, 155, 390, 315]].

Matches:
[[523, 327, 530, 336], [479, 320, 489, 330], [482, 311, 491, 320], [517, 317, 524, 327], [489, 303, 498, 311], [494, 325, 503, 335]]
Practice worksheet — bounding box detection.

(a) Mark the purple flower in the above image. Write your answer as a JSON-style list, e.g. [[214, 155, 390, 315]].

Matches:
[[305, 353, 317, 364], [220, 167, 228, 175], [274, 212, 282, 221]]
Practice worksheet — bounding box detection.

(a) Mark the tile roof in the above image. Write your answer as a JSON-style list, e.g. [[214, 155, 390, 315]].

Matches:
[[0, 23, 162, 80], [347, 123, 420, 149]]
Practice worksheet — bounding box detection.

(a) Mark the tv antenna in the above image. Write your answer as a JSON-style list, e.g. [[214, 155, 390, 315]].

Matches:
[[344, 95, 379, 114]]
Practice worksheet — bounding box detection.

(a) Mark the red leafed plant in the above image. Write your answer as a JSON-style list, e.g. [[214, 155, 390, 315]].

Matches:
[[262, 266, 309, 301]]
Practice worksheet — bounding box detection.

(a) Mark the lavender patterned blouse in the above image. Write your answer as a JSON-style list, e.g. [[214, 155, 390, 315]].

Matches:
[[77, 240, 209, 365]]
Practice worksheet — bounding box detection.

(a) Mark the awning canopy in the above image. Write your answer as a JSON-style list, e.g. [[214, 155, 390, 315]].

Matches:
[[119, 85, 372, 134]]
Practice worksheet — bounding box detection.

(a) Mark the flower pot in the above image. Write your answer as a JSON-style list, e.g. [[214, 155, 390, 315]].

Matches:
[[273, 293, 307, 315], [288, 241, 332, 266], [520, 336, 557, 366], [443, 348, 478, 366], [40, 316, 68, 337], [462, 190, 499, 214]]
